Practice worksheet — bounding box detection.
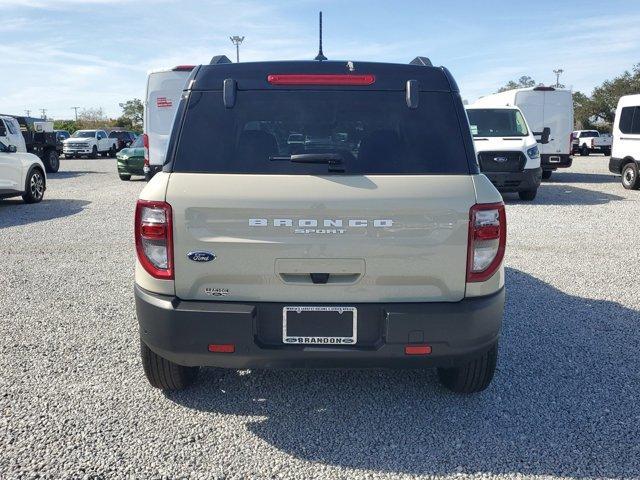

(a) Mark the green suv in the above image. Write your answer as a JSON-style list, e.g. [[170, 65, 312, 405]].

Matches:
[[117, 135, 144, 180]]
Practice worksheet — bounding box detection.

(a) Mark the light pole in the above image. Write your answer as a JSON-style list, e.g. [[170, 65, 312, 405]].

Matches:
[[71, 106, 79, 121], [230, 36, 244, 63], [40, 108, 47, 120], [553, 69, 564, 88]]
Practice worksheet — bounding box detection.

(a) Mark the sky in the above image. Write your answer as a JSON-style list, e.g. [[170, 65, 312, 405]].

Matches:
[[2, 0, 639, 120]]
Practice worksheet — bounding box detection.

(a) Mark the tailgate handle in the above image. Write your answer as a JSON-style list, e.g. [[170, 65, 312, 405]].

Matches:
[[278, 272, 362, 285], [310, 273, 330, 284], [275, 258, 365, 285]]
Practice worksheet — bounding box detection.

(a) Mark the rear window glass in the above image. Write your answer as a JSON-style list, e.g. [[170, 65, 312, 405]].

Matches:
[[619, 107, 635, 134], [171, 90, 470, 175]]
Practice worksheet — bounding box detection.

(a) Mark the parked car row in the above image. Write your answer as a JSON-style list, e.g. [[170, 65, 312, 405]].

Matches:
[[0, 115, 61, 173], [0, 114, 139, 203]]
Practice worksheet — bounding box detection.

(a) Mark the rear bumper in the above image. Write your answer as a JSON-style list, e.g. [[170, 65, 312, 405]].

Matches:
[[63, 147, 92, 155], [572, 144, 611, 154], [541, 154, 572, 170], [135, 285, 504, 369], [484, 167, 541, 193], [117, 158, 144, 175]]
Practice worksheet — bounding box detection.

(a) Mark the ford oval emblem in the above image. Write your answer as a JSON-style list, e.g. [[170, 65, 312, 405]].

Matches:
[[187, 251, 216, 262]]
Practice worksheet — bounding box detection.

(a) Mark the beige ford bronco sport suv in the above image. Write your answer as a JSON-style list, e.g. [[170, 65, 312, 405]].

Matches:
[[134, 55, 506, 393]]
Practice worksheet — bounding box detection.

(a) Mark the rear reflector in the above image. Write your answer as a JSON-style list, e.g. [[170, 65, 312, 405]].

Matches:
[[208, 344, 235, 353], [142, 133, 149, 166], [267, 74, 375, 86], [404, 345, 432, 355]]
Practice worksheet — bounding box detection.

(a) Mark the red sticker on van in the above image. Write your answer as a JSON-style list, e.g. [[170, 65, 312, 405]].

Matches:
[[156, 97, 172, 108]]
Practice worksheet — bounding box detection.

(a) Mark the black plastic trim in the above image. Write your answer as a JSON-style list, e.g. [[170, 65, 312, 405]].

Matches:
[[135, 285, 504, 369]]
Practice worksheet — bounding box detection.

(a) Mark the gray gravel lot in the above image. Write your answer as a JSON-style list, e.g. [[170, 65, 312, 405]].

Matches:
[[1, 157, 639, 479]]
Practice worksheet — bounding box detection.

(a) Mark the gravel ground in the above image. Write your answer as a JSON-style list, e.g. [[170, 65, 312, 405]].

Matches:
[[0, 157, 638, 479]]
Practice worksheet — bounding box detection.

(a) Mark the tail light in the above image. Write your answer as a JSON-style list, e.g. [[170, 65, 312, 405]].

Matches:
[[467, 203, 506, 282], [142, 133, 149, 166], [267, 74, 375, 86], [135, 200, 173, 279]]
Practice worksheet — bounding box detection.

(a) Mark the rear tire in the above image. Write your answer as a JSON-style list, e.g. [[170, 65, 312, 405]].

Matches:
[[580, 145, 589, 156], [140, 340, 199, 390], [119, 174, 131, 181], [44, 150, 60, 173], [621, 162, 640, 190], [603, 148, 611, 156], [542, 170, 552, 180], [518, 189, 537, 201], [22, 168, 45, 204], [438, 342, 498, 393]]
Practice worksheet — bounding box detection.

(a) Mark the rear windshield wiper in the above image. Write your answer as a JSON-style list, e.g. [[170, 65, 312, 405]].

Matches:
[[269, 153, 345, 171]]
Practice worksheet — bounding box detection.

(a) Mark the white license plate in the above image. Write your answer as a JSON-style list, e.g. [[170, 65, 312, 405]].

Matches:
[[282, 306, 357, 345], [549, 156, 561, 163]]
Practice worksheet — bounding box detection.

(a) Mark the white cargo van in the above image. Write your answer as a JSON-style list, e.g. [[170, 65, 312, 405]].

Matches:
[[143, 65, 194, 180], [466, 105, 544, 200], [473, 87, 573, 179], [609, 94, 640, 189]]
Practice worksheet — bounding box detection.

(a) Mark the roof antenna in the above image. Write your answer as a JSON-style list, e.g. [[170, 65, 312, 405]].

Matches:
[[314, 11, 327, 61]]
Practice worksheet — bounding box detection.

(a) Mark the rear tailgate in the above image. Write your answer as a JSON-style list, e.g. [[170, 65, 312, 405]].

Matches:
[[168, 173, 476, 303]]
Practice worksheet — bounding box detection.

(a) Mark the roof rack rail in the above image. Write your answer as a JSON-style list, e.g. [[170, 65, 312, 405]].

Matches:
[[210, 55, 232, 65], [410, 56, 433, 67]]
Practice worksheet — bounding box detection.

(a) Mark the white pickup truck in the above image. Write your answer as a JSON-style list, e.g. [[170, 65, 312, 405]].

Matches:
[[62, 130, 117, 159], [571, 130, 612, 156]]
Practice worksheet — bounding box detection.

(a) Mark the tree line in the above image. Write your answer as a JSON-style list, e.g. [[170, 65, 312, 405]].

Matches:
[[54, 99, 143, 134], [496, 64, 640, 132]]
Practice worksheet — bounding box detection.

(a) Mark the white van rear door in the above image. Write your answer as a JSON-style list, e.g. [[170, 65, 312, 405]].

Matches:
[[145, 71, 190, 167], [515, 91, 545, 146], [540, 90, 573, 156], [516, 90, 573, 156]]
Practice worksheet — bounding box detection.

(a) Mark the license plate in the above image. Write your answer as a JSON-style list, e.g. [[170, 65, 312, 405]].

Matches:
[[283, 306, 357, 345], [549, 156, 561, 163]]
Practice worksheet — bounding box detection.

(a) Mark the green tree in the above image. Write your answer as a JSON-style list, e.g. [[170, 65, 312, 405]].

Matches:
[[573, 63, 640, 131], [497, 76, 536, 93], [589, 64, 640, 125], [53, 119, 78, 134], [77, 107, 109, 129], [118, 99, 143, 132]]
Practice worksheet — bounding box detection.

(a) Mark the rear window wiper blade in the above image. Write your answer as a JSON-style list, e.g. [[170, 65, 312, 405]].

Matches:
[[270, 153, 344, 165]]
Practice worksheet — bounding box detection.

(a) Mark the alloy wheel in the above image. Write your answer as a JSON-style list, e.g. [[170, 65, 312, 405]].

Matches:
[[31, 172, 44, 200]]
